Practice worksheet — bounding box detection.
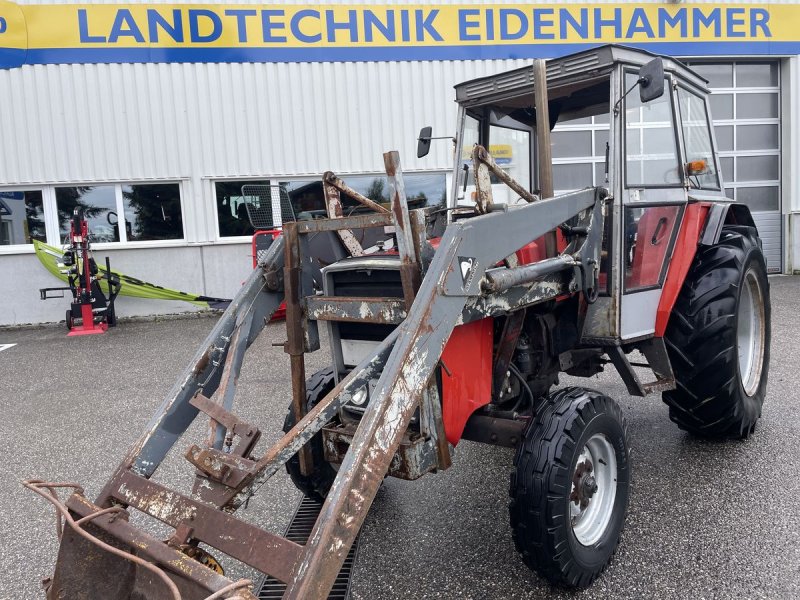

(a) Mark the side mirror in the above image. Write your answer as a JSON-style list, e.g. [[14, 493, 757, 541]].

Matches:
[[638, 58, 665, 103], [417, 126, 433, 158]]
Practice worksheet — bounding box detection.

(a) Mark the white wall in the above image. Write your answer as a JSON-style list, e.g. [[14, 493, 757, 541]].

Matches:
[[0, 55, 530, 243], [0, 243, 253, 326]]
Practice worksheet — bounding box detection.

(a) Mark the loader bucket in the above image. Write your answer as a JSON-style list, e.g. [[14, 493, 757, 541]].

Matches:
[[27, 482, 256, 600], [49, 527, 249, 600], [48, 522, 138, 600]]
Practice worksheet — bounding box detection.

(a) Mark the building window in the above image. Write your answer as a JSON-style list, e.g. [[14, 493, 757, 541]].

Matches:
[[56, 183, 184, 244], [0, 190, 45, 246], [122, 183, 183, 241], [56, 185, 119, 243], [215, 173, 447, 238], [216, 180, 269, 237]]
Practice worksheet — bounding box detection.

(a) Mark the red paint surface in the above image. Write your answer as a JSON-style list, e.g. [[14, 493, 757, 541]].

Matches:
[[436, 228, 570, 444], [67, 304, 107, 336], [515, 238, 546, 265], [441, 318, 494, 446], [628, 206, 681, 290], [655, 202, 710, 336], [514, 230, 567, 266]]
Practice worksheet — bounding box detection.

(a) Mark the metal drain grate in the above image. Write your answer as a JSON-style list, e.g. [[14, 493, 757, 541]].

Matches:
[[257, 495, 359, 599]]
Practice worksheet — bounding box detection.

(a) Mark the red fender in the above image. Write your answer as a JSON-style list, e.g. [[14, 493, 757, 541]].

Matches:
[[441, 318, 493, 446], [439, 231, 568, 445], [655, 202, 711, 336]]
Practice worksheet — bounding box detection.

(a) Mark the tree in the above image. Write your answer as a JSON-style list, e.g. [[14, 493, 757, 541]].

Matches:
[[365, 178, 388, 203], [121, 184, 183, 241]]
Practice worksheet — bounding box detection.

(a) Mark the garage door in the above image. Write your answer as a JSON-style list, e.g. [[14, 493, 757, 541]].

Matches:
[[688, 61, 782, 273]]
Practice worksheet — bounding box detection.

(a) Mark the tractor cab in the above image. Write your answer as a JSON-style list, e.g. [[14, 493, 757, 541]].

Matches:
[[445, 44, 728, 345]]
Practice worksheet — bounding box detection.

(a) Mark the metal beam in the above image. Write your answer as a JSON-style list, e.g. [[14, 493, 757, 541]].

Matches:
[[384, 150, 422, 308], [323, 179, 364, 256], [306, 296, 407, 324], [111, 472, 302, 583], [294, 213, 394, 234], [533, 58, 557, 258]]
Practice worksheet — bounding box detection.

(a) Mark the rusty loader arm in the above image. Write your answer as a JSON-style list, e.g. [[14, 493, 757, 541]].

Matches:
[[27, 150, 604, 600]]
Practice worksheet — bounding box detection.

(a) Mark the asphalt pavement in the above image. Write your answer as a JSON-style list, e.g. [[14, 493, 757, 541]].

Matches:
[[1, 275, 798, 600]]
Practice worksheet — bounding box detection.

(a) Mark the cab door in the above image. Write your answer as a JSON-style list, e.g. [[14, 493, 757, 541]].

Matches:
[[618, 70, 687, 341]]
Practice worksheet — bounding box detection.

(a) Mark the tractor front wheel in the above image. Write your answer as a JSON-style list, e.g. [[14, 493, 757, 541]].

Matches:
[[509, 387, 630, 588], [663, 225, 770, 438], [283, 367, 337, 501]]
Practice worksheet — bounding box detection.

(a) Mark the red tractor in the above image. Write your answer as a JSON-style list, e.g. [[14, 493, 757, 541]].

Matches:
[[27, 45, 769, 598]]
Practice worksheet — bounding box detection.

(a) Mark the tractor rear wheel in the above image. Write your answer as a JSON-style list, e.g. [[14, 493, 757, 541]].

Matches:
[[509, 387, 630, 588], [283, 366, 337, 501], [663, 225, 770, 438]]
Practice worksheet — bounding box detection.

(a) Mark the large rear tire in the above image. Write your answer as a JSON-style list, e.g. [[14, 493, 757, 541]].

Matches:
[[663, 225, 770, 438], [283, 367, 337, 501], [509, 387, 630, 588]]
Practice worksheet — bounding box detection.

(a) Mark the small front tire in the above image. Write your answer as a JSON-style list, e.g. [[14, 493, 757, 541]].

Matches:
[[509, 387, 630, 588]]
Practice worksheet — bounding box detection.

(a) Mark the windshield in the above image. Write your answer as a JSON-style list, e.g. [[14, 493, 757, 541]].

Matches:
[[455, 78, 611, 203]]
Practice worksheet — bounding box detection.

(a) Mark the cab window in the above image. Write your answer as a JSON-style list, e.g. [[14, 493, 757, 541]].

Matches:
[[677, 88, 720, 190], [625, 74, 682, 187]]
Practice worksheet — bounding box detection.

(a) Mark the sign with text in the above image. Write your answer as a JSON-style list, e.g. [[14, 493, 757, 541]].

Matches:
[[1, 2, 798, 68]]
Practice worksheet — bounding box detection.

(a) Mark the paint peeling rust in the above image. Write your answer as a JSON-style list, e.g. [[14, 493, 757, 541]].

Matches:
[[307, 297, 406, 325], [116, 483, 195, 524], [193, 348, 212, 376]]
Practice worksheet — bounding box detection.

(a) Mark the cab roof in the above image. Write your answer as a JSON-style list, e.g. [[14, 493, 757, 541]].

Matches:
[[454, 44, 708, 108]]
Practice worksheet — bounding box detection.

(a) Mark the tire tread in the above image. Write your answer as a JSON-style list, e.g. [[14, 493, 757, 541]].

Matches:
[[663, 226, 770, 438], [509, 387, 629, 588]]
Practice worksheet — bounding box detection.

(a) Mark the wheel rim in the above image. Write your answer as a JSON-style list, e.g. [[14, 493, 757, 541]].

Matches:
[[570, 433, 617, 547], [737, 269, 766, 397]]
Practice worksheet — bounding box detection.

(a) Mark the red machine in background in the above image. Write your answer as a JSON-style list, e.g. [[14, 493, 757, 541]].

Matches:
[[39, 208, 121, 336]]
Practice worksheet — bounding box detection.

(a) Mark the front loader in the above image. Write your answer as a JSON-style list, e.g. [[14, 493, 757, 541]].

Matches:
[[26, 45, 770, 598]]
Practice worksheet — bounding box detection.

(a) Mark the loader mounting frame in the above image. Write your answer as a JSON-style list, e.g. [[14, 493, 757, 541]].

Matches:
[[27, 147, 605, 599]]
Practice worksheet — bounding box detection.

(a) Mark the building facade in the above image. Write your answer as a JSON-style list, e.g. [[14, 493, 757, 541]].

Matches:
[[1, 0, 798, 326]]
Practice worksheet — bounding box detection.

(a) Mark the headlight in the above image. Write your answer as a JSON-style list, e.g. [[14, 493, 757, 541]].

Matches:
[[351, 386, 368, 406]]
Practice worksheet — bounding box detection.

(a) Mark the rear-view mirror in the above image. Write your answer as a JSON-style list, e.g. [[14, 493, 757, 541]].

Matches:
[[417, 126, 433, 158], [638, 58, 665, 103]]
